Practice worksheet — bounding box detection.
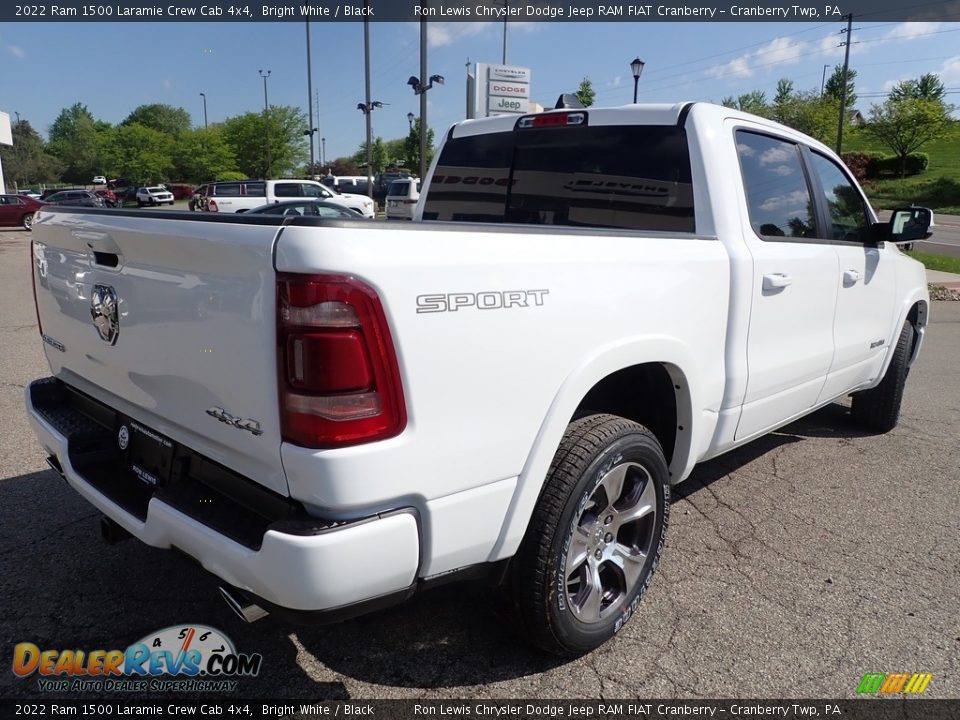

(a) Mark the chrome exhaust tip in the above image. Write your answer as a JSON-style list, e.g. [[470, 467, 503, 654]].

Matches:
[[218, 586, 269, 623]]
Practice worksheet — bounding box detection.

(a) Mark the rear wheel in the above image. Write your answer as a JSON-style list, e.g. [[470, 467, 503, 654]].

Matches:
[[851, 320, 915, 433], [509, 414, 669, 656], [22, 212, 34, 231]]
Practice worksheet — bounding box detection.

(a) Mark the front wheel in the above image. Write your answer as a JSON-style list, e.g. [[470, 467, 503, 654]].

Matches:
[[22, 212, 34, 231], [850, 320, 915, 433], [509, 414, 670, 656]]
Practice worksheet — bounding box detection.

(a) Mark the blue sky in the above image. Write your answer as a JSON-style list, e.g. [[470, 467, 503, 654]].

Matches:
[[2, 20, 958, 164]]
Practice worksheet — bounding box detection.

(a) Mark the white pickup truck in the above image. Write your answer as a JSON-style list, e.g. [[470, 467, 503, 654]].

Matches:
[[25, 103, 932, 656]]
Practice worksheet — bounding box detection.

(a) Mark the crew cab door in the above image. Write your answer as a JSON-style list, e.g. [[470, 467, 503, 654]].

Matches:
[[804, 151, 897, 399], [732, 128, 839, 441]]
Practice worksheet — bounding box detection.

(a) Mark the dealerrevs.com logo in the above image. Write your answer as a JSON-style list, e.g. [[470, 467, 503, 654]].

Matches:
[[12, 625, 262, 693]]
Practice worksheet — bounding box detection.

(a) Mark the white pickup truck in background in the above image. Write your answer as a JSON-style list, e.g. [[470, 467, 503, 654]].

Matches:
[[25, 103, 931, 656]]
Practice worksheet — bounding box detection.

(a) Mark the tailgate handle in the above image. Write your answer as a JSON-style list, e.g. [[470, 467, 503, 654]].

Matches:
[[74, 231, 123, 269]]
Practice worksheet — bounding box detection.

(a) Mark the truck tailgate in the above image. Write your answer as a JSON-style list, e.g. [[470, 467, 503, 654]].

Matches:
[[31, 210, 289, 496]]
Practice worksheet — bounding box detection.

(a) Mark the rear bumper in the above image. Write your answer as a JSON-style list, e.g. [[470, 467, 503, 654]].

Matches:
[[25, 378, 421, 614]]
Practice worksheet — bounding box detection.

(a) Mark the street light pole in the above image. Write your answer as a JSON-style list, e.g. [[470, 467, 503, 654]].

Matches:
[[364, 5, 374, 198], [420, 18, 427, 179], [820, 64, 830, 97], [199, 93, 208, 128], [306, 21, 316, 171], [630, 57, 645, 103], [259, 69, 272, 178], [321, 137, 326, 167]]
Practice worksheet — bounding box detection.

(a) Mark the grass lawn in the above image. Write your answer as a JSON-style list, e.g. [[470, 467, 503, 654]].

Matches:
[[844, 122, 960, 215], [905, 250, 960, 274]]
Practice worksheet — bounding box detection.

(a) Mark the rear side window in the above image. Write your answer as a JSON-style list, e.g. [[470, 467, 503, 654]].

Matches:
[[213, 183, 241, 197], [736, 131, 816, 240], [274, 183, 301, 198], [422, 122, 695, 232]]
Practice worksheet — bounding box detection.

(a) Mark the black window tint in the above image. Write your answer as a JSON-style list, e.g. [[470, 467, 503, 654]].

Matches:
[[215, 183, 241, 197], [244, 182, 265, 196], [423, 124, 695, 232], [809, 153, 870, 242], [736, 131, 816, 240], [274, 183, 300, 198]]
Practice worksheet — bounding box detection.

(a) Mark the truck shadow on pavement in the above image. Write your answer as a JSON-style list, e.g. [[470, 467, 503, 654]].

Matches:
[[1, 402, 870, 697]]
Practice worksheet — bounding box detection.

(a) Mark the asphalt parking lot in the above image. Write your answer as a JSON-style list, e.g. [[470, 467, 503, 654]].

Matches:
[[1, 224, 957, 701]]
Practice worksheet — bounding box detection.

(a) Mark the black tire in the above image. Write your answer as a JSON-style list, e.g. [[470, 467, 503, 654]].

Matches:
[[851, 321, 915, 433], [509, 414, 670, 656], [22, 213, 34, 231], [137, 199, 144, 207]]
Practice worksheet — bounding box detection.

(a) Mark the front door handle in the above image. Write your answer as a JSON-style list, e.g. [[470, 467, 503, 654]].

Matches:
[[762, 273, 792, 290], [843, 269, 862, 285]]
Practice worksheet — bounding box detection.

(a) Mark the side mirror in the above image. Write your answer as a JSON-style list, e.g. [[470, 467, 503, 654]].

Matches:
[[889, 206, 934, 244]]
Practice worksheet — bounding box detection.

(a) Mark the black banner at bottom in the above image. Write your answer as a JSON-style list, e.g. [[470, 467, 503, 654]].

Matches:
[[1, 699, 957, 720]]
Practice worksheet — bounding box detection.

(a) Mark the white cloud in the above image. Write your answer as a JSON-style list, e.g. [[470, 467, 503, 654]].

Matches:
[[883, 22, 943, 41], [759, 145, 792, 166], [709, 56, 752, 79], [426, 22, 492, 48], [605, 76, 622, 89], [939, 56, 960, 86], [7, 45, 24, 59]]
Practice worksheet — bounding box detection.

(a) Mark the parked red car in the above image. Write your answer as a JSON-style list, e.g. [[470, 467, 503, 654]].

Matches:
[[0, 193, 45, 231], [94, 189, 119, 207]]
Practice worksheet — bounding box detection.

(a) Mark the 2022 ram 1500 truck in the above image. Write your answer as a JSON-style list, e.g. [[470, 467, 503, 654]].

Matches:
[[25, 103, 932, 656]]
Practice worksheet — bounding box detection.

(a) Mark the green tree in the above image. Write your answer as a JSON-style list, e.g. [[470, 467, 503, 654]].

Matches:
[[824, 65, 857, 108], [774, 78, 795, 105], [221, 106, 308, 178], [47, 103, 109, 183], [121, 104, 192, 137], [575, 77, 596, 108], [721, 91, 770, 117], [402, 117, 435, 175], [172, 126, 239, 183], [0, 120, 63, 186], [772, 91, 840, 146], [889, 73, 947, 103], [866, 97, 953, 177], [100, 123, 175, 183]]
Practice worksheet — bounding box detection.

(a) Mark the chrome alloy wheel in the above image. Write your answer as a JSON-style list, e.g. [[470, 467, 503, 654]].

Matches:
[[563, 461, 658, 623]]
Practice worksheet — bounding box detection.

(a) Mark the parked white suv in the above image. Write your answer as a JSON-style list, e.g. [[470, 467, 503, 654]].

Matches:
[[385, 178, 421, 220], [136, 186, 174, 207]]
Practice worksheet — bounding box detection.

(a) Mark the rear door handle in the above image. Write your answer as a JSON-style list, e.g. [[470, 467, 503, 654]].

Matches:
[[762, 273, 792, 290], [843, 269, 862, 284]]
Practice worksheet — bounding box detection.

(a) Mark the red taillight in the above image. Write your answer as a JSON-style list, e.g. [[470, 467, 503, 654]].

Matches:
[[30, 240, 43, 335], [277, 273, 406, 448], [516, 112, 587, 130], [207, 199, 219, 212]]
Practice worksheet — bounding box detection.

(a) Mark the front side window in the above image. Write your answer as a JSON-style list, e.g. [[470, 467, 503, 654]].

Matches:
[[301, 183, 324, 198], [736, 131, 816, 240], [809, 153, 870, 242], [422, 123, 695, 232]]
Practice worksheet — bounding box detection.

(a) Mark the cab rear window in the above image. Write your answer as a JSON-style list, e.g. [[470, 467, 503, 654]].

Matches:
[[422, 123, 695, 232]]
